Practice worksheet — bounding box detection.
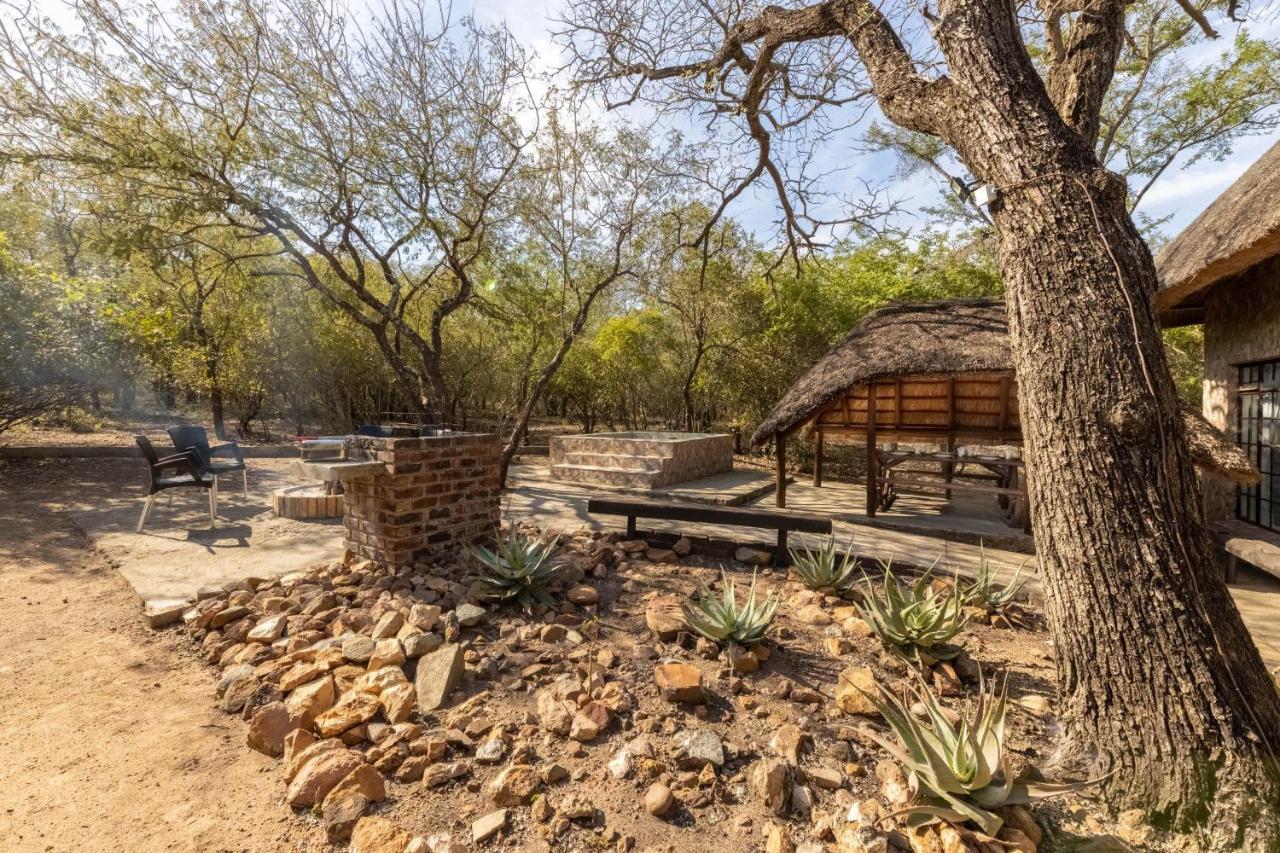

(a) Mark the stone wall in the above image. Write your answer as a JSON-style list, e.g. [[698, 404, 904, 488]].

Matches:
[[1201, 255, 1280, 523], [341, 432, 501, 566]]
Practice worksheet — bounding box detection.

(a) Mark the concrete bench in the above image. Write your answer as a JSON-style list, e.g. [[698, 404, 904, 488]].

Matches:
[[1213, 520, 1280, 583]]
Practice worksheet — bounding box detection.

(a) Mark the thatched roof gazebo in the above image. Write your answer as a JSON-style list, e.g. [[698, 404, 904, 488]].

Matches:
[[754, 297, 1257, 524]]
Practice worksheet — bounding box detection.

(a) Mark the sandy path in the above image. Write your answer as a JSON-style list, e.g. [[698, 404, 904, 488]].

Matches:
[[0, 461, 326, 852]]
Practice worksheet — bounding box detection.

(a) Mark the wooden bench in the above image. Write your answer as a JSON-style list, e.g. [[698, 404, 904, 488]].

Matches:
[[1212, 520, 1280, 583], [586, 497, 832, 565]]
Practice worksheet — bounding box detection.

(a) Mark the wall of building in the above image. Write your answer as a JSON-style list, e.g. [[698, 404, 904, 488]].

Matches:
[[1201, 254, 1280, 523]]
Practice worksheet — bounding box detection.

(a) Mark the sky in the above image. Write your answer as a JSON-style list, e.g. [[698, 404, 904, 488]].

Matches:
[[35, 0, 1280, 244]]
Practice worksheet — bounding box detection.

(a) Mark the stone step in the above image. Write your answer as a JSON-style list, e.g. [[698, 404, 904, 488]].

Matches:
[[550, 463, 659, 490], [561, 451, 666, 472]]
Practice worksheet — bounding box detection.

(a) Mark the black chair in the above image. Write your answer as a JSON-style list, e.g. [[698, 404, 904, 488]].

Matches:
[[135, 435, 216, 531], [167, 424, 249, 496]]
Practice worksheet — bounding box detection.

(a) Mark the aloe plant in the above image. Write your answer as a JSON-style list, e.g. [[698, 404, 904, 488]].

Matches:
[[857, 562, 966, 665], [789, 536, 861, 593], [862, 674, 1086, 836], [682, 571, 779, 645], [470, 530, 563, 610], [960, 549, 1028, 612]]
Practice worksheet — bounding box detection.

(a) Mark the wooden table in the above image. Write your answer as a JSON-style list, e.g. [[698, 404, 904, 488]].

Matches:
[[874, 450, 1029, 530]]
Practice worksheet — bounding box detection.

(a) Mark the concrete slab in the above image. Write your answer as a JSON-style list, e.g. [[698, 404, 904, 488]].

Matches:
[[64, 458, 343, 604]]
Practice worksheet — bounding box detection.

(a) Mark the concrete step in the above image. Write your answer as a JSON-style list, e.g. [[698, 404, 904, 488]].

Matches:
[[561, 451, 665, 472], [550, 463, 658, 489], [552, 436, 678, 458]]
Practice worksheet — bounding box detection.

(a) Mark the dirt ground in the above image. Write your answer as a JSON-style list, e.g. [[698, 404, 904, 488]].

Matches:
[[0, 461, 327, 853]]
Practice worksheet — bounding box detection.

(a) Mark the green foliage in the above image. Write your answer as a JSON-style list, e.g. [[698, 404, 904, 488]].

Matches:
[[1163, 325, 1205, 406], [959, 551, 1028, 612], [682, 571, 779, 645], [470, 531, 564, 611], [789, 537, 862, 594], [864, 674, 1087, 836], [857, 562, 967, 665]]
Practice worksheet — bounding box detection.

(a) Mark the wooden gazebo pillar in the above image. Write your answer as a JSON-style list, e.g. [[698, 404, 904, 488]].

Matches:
[[775, 432, 787, 508], [865, 385, 878, 517], [813, 430, 824, 487]]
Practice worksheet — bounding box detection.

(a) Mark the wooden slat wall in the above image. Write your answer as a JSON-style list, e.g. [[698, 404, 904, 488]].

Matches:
[[813, 371, 1020, 439]]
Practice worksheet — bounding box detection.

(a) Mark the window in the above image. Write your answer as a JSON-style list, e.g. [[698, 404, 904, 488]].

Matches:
[[1237, 359, 1280, 530]]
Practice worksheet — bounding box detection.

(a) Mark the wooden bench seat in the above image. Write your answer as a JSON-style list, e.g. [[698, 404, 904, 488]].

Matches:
[[586, 497, 832, 565]]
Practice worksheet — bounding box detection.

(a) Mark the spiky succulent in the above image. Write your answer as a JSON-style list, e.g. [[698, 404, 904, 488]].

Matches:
[[682, 571, 780, 645], [960, 549, 1028, 612], [857, 562, 967, 665], [470, 531, 563, 611], [789, 536, 862, 594], [862, 674, 1087, 836]]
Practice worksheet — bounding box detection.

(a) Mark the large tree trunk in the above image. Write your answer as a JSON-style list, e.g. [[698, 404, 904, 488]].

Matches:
[[930, 3, 1280, 844]]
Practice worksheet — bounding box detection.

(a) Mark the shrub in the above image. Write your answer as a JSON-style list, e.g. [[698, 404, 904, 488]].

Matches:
[[682, 570, 779, 646], [789, 536, 861, 593], [857, 561, 966, 665], [863, 673, 1085, 836], [960, 549, 1028, 612], [470, 530, 563, 611]]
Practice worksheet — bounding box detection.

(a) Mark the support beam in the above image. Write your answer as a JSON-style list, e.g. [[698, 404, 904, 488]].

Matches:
[[943, 434, 955, 501], [813, 430, 824, 488], [775, 432, 788, 508], [866, 386, 878, 517]]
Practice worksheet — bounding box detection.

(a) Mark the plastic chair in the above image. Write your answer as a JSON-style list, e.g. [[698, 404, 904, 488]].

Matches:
[[135, 435, 217, 531], [167, 424, 249, 496]]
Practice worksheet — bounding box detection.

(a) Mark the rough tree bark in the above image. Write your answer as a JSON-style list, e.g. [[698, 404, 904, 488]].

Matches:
[[571, 0, 1280, 842], [921, 2, 1280, 844]]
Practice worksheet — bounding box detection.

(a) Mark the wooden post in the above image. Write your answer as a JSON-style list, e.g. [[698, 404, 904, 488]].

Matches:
[[866, 385, 878, 517], [813, 430, 824, 488], [776, 432, 787, 508], [943, 434, 955, 501]]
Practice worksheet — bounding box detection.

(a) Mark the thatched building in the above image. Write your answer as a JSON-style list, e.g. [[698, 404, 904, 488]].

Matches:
[[754, 297, 1256, 526], [1157, 140, 1280, 533]]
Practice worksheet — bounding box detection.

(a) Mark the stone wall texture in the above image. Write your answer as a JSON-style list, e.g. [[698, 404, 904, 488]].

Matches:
[[1201, 255, 1280, 523], [341, 432, 501, 566]]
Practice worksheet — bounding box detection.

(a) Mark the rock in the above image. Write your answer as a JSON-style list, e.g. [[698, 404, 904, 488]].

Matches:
[[286, 675, 336, 721], [536, 688, 575, 734], [415, 643, 464, 712], [487, 764, 540, 806], [471, 809, 508, 844], [749, 758, 794, 816], [567, 585, 599, 605], [379, 681, 416, 724], [1001, 804, 1043, 846], [645, 596, 685, 639], [286, 748, 365, 807], [322, 772, 373, 843], [220, 675, 259, 714], [734, 546, 771, 566], [765, 823, 795, 853], [805, 765, 844, 791], [395, 756, 430, 783], [646, 548, 678, 562], [676, 729, 724, 768], [876, 759, 911, 806], [654, 663, 705, 703], [246, 613, 287, 643], [403, 632, 442, 658], [795, 605, 832, 626], [558, 791, 596, 820], [286, 737, 344, 782], [246, 702, 299, 757], [769, 724, 809, 763], [835, 666, 881, 717], [343, 635, 376, 664], [570, 701, 610, 742], [672, 537, 692, 556], [372, 610, 405, 639], [644, 782, 674, 817], [422, 760, 470, 788], [1016, 694, 1051, 716], [728, 649, 760, 673], [314, 690, 381, 737], [409, 603, 442, 631], [454, 603, 486, 627], [607, 749, 632, 779], [350, 816, 411, 853], [369, 638, 406, 670], [843, 617, 875, 638], [336, 763, 387, 801]]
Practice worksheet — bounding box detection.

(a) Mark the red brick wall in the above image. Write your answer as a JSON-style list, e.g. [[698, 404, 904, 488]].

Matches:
[[341, 433, 501, 566]]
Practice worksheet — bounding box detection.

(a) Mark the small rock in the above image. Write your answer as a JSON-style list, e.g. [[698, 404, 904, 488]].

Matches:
[[454, 603, 486, 627], [644, 782, 674, 817], [475, 738, 506, 764], [558, 791, 595, 820], [246, 702, 299, 757], [567, 585, 599, 605], [343, 635, 376, 664], [472, 809, 508, 844], [749, 758, 794, 816], [403, 632, 442, 658], [350, 816, 411, 853], [372, 611, 404, 640], [415, 643, 464, 712], [645, 596, 685, 639], [765, 822, 794, 853], [769, 724, 808, 763], [834, 666, 881, 717], [654, 663, 705, 704], [570, 702, 610, 742], [676, 729, 724, 768], [487, 764, 540, 806], [286, 748, 365, 807]]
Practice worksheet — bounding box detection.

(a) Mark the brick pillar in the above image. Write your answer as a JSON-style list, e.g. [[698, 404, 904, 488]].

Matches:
[[341, 432, 501, 567]]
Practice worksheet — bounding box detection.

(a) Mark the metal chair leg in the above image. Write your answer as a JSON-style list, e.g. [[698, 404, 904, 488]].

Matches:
[[242, 468, 249, 497], [209, 481, 218, 525], [137, 494, 156, 532]]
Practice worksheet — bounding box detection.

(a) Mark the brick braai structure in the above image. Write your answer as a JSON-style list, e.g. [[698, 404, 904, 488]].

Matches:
[[340, 432, 501, 567]]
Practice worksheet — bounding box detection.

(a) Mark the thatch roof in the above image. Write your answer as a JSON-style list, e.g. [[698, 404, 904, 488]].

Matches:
[[752, 297, 1259, 485], [1156, 141, 1280, 324], [751, 298, 1012, 444]]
